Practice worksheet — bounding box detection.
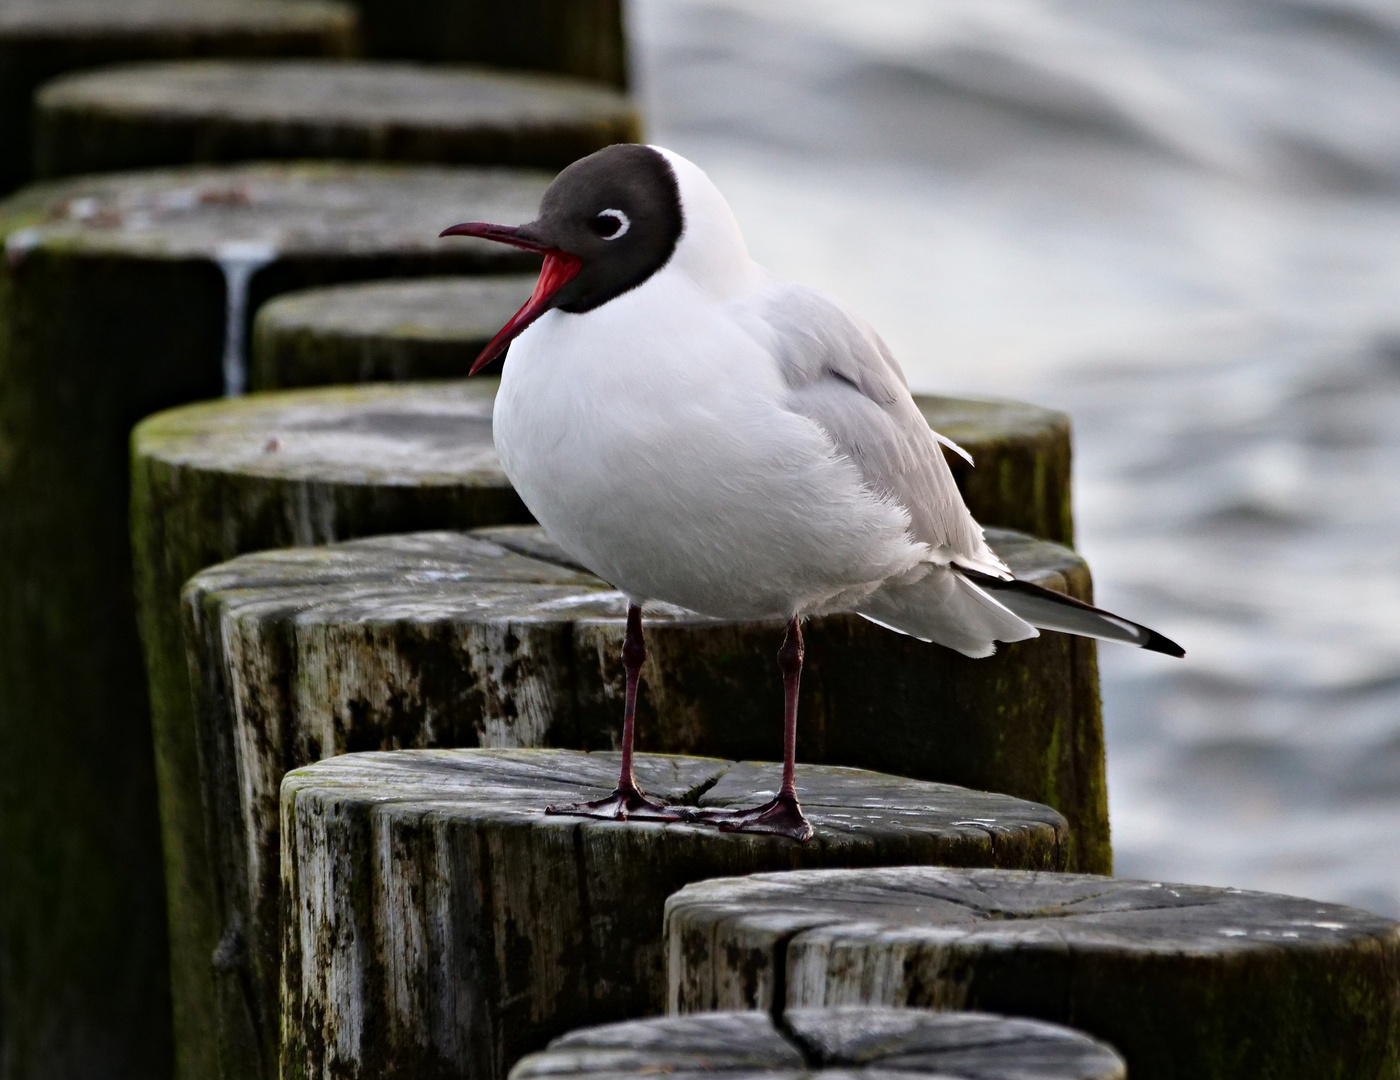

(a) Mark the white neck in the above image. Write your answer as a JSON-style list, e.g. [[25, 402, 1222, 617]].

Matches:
[[651, 146, 757, 301]]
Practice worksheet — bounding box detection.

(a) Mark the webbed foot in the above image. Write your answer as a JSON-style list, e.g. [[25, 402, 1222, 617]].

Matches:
[[545, 781, 692, 822], [693, 793, 814, 842]]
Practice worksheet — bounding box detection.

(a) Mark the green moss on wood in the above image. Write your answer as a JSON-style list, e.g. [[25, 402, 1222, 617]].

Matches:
[[0, 162, 547, 1080], [918, 395, 1074, 545], [132, 381, 533, 1080]]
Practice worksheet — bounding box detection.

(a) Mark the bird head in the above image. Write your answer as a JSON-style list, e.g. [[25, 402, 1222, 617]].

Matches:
[[441, 143, 685, 373]]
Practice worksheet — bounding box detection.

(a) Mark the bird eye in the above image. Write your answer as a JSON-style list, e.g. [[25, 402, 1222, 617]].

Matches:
[[590, 209, 630, 240]]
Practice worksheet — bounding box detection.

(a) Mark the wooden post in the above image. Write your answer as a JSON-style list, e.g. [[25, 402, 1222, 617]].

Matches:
[[665, 866, 1400, 1080], [280, 748, 1070, 1080], [34, 60, 641, 179], [348, 0, 629, 89], [250, 276, 535, 389], [511, 1009, 1126, 1080], [180, 523, 1105, 1080], [0, 0, 356, 195], [922, 395, 1073, 545], [0, 163, 545, 1080], [133, 381, 1079, 1078], [129, 380, 530, 1080]]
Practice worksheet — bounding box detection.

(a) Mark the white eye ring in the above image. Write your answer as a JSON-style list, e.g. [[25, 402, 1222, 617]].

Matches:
[[595, 208, 630, 240]]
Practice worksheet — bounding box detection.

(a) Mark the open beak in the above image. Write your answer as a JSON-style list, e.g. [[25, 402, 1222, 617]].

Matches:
[[440, 221, 583, 374]]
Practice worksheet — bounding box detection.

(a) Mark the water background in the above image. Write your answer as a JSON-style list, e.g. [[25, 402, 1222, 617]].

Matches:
[[630, 0, 1400, 916]]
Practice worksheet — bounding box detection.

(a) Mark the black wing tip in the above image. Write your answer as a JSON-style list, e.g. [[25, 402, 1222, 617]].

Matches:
[[1140, 627, 1185, 658], [959, 564, 1186, 657]]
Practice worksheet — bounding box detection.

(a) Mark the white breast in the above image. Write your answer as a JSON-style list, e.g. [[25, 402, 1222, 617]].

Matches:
[[492, 266, 923, 620]]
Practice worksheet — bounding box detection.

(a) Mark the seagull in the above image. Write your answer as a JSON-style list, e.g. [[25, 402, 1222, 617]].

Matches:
[[441, 144, 1182, 841]]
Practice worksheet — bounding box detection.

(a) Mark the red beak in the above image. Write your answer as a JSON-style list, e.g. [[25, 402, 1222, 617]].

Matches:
[[440, 221, 583, 374]]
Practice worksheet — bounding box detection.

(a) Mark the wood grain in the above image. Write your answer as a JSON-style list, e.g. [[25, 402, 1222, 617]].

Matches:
[[279, 748, 1069, 1080], [511, 1008, 1126, 1080], [665, 866, 1400, 1080], [129, 379, 531, 1080], [187, 521, 1101, 1080]]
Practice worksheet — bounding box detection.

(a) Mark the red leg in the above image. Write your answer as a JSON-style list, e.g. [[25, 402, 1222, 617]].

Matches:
[[546, 603, 688, 821], [699, 618, 814, 841]]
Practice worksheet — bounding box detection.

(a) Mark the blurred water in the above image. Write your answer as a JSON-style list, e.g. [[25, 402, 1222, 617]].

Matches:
[[630, 0, 1400, 915]]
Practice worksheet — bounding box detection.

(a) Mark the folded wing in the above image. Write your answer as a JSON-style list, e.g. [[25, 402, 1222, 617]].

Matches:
[[728, 273, 1005, 577], [727, 272, 1183, 659]]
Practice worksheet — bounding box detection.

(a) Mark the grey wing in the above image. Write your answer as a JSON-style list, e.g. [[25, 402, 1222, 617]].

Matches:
[[728, 275, 1008, 576]]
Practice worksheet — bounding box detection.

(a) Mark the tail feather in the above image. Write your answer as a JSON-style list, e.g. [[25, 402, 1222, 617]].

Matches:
[[959, 567, 1185, 658], [854, 563, 1185, 659], [856, 564, 1038, 658]]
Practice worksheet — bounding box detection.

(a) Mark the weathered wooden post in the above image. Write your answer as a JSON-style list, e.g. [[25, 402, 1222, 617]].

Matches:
[[279, 748, 1069, 1080], [129, 379, 527, 1080], [510, 1009, 1126, 1080], [34, 60, 640, 179], [347, 0, 628, 89], [250, 276, 535, 388], [0, 163, 545, 1080], [926, 397, 1073, 545], [184, 521, 1104, 1080], [0, 0, 356, 195], [132, 381, 1084, 1077], [666, 866, 1400, 1080], [184, 523, 1108, 868]]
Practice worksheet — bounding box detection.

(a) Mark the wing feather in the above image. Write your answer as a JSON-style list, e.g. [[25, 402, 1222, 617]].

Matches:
[[728, 275, 1006, 576]]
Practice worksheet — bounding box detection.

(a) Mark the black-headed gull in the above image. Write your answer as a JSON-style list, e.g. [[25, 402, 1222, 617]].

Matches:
[[442, 144, 1182, 841]]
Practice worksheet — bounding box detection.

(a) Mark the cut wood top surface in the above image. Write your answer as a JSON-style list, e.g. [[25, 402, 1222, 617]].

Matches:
[[280, 753, 1065, 1080], [39, 59, 636, 133], [188, 525, 1082, 624], [666, 865, 1400, 957], [923, 395, 1067, 447], [0, 0, 356, 38], [35, 60, 640, 175], [513, 1009, 1126, 1080], [137, 379, 502, 484], [282, 748, 1069, 856], [0, 162, 549, 261], [666, 866, 1400, 1080], [256, 276, 534, 345], [135, 379, 1066, 511], [250, 276, 534, 387]]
